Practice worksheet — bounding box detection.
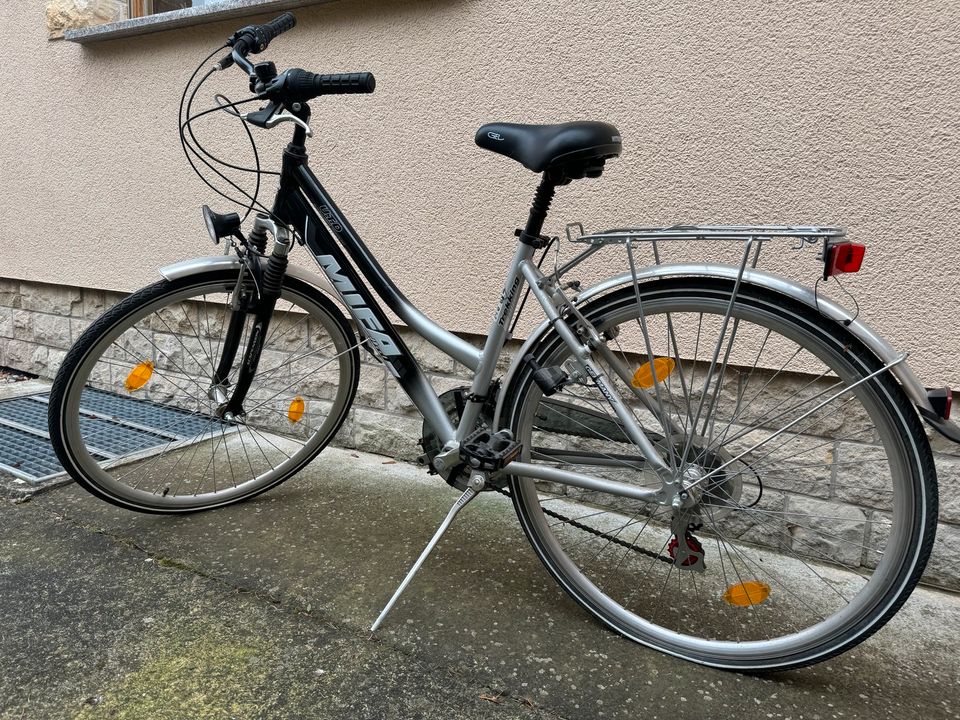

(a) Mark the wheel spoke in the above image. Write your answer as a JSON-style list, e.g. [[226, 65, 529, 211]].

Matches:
[[508, 285, 927, 664], [55, 276, 357, 511]]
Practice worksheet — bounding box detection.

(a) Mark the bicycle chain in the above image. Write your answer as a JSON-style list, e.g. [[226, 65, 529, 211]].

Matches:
[[489, 485, 675, 565]]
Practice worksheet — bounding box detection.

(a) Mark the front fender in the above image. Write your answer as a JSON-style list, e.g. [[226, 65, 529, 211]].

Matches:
[[494, 264, 957, 440], [158, 255, 337, 296]]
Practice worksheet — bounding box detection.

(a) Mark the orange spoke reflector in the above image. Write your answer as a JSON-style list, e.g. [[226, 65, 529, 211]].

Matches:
[[631, 357, 676, 389], [124, 361, 154, 392], [723, 581, 771, 607], [287, 396, 306, 423]]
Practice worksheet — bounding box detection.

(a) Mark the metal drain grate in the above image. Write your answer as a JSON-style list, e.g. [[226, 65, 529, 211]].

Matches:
[[77, 389, 215, 438], [0, 425, 70, 479], [0, 390, 225, 484]]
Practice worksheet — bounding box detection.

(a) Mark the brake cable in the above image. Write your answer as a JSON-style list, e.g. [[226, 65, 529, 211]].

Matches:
[[178, 47, 281, 224]]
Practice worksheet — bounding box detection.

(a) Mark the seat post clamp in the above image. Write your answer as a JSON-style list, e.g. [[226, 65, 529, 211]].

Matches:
[[514, 228, 552, 249]]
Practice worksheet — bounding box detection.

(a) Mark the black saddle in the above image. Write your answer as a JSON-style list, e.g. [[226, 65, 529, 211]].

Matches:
[[475, 121, 621, 179]]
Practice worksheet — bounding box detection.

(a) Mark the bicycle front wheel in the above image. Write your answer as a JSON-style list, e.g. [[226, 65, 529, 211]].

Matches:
[[502, 278, 936, 670], [48, 269, 360, 513]]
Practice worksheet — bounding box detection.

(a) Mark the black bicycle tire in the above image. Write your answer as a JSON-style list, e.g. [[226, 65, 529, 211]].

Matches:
[[48, 269, 360, 514], [501, 277, 938, 671]]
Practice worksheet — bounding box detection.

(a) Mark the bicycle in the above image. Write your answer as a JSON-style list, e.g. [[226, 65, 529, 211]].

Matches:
[[47, 13, 957, 671]]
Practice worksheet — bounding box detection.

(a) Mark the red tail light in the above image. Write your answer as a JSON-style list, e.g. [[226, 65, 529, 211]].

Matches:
[[928, 387, 953, 420], [824, 242, 866, 279]]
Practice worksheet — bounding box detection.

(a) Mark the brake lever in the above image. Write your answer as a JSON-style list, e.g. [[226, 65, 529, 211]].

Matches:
[[216, 45, 257, 77], [265, 109, 313, 137], [238, 102, 313, 137]]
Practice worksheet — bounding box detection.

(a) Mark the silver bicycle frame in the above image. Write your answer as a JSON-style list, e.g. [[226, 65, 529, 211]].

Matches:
[[305, 221, 909, 503], [316, 235, 672, 502]]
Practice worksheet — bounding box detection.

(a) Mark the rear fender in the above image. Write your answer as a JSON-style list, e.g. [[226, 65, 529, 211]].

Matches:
[[494, 264, 960, 443]]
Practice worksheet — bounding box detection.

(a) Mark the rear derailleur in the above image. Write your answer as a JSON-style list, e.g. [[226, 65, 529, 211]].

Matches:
[[669, 511, 706, 572]]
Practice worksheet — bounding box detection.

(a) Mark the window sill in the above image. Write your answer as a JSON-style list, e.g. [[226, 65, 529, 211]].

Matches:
[[63, 0, 336, 44]]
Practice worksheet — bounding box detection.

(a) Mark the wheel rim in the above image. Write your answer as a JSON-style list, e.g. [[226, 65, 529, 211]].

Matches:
[[510, 286, 923, 665], [59, 276, 357, 510]]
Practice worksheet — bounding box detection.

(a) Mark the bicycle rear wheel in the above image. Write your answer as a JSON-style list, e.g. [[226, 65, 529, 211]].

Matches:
[[48, 269, 359, 513], [502, 278, 937, 670]]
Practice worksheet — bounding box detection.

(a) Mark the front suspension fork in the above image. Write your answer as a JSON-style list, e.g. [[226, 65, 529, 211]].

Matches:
[[215, 217, 294, 418]]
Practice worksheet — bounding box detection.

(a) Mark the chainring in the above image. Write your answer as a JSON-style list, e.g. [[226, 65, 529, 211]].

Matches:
[[419, 385, 498, 490]]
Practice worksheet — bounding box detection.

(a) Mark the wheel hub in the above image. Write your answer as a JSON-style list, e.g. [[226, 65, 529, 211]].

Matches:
[[667, 443, 744, 517]]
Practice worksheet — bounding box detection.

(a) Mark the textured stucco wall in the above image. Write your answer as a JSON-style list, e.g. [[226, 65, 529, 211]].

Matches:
[[2, 0, 959, 382]]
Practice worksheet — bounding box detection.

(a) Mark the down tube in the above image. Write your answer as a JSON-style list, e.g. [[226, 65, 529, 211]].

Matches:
[[279, 188, 456, 444]]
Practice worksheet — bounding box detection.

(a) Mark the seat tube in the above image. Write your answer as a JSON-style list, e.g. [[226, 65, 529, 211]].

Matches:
[[456, 240, 536, 440], [456, 176, 558, 441], [457, 179, 557, 442]]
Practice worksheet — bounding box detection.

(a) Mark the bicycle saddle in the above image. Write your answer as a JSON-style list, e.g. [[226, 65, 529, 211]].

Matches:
[[475, 121, 622, 177]]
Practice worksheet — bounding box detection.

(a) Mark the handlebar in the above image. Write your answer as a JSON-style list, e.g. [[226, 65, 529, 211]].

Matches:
[[215, 12, 376, 105], [253, 12, 297, 49]]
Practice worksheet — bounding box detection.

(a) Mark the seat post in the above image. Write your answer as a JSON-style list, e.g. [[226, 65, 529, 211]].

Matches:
[[517, 177, 557, 247]]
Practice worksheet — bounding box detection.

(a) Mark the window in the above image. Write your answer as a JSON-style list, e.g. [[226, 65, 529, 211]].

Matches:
[[60, 0, 332, 43], [128, 0, 218, 18]]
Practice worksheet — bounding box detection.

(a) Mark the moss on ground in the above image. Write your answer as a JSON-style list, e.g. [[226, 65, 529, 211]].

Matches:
[[74, 622, 276, 720]]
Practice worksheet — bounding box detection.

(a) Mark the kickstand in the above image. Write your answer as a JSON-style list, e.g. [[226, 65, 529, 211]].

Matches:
[[370, 473, 486, 633]]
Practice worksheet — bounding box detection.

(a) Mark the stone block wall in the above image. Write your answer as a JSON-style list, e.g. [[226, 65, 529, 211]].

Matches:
[[2, 276, 959, 592], [45, 0, 125, 39]]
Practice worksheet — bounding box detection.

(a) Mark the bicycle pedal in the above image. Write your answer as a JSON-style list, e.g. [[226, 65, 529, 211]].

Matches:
[[460, 429, 522, 471]]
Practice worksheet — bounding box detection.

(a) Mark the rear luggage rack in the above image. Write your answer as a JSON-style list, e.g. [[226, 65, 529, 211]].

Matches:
[[557, 223, 852, 289], [566, 224, 846, 245]]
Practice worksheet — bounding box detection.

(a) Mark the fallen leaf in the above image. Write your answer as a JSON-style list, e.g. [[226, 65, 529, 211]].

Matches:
[[382, 460, 397, 465], [479, 693, 503, 705]]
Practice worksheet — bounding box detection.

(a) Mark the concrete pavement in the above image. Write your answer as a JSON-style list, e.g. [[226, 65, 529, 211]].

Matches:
[[2, 446, 959, 719]]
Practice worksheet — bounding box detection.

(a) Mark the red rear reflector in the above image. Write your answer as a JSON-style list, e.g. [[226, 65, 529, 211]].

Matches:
[[824, 242, 866, 278]]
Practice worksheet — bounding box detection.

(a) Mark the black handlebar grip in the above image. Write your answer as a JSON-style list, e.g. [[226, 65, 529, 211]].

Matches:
[[284, 69, 376, 101], [260, 12, 296, 45], [234, 12, 296, 54], [313, 72, 377, 95]]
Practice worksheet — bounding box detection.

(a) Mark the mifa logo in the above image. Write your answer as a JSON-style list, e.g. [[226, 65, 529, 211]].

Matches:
[[316, 255, 402, 358]]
